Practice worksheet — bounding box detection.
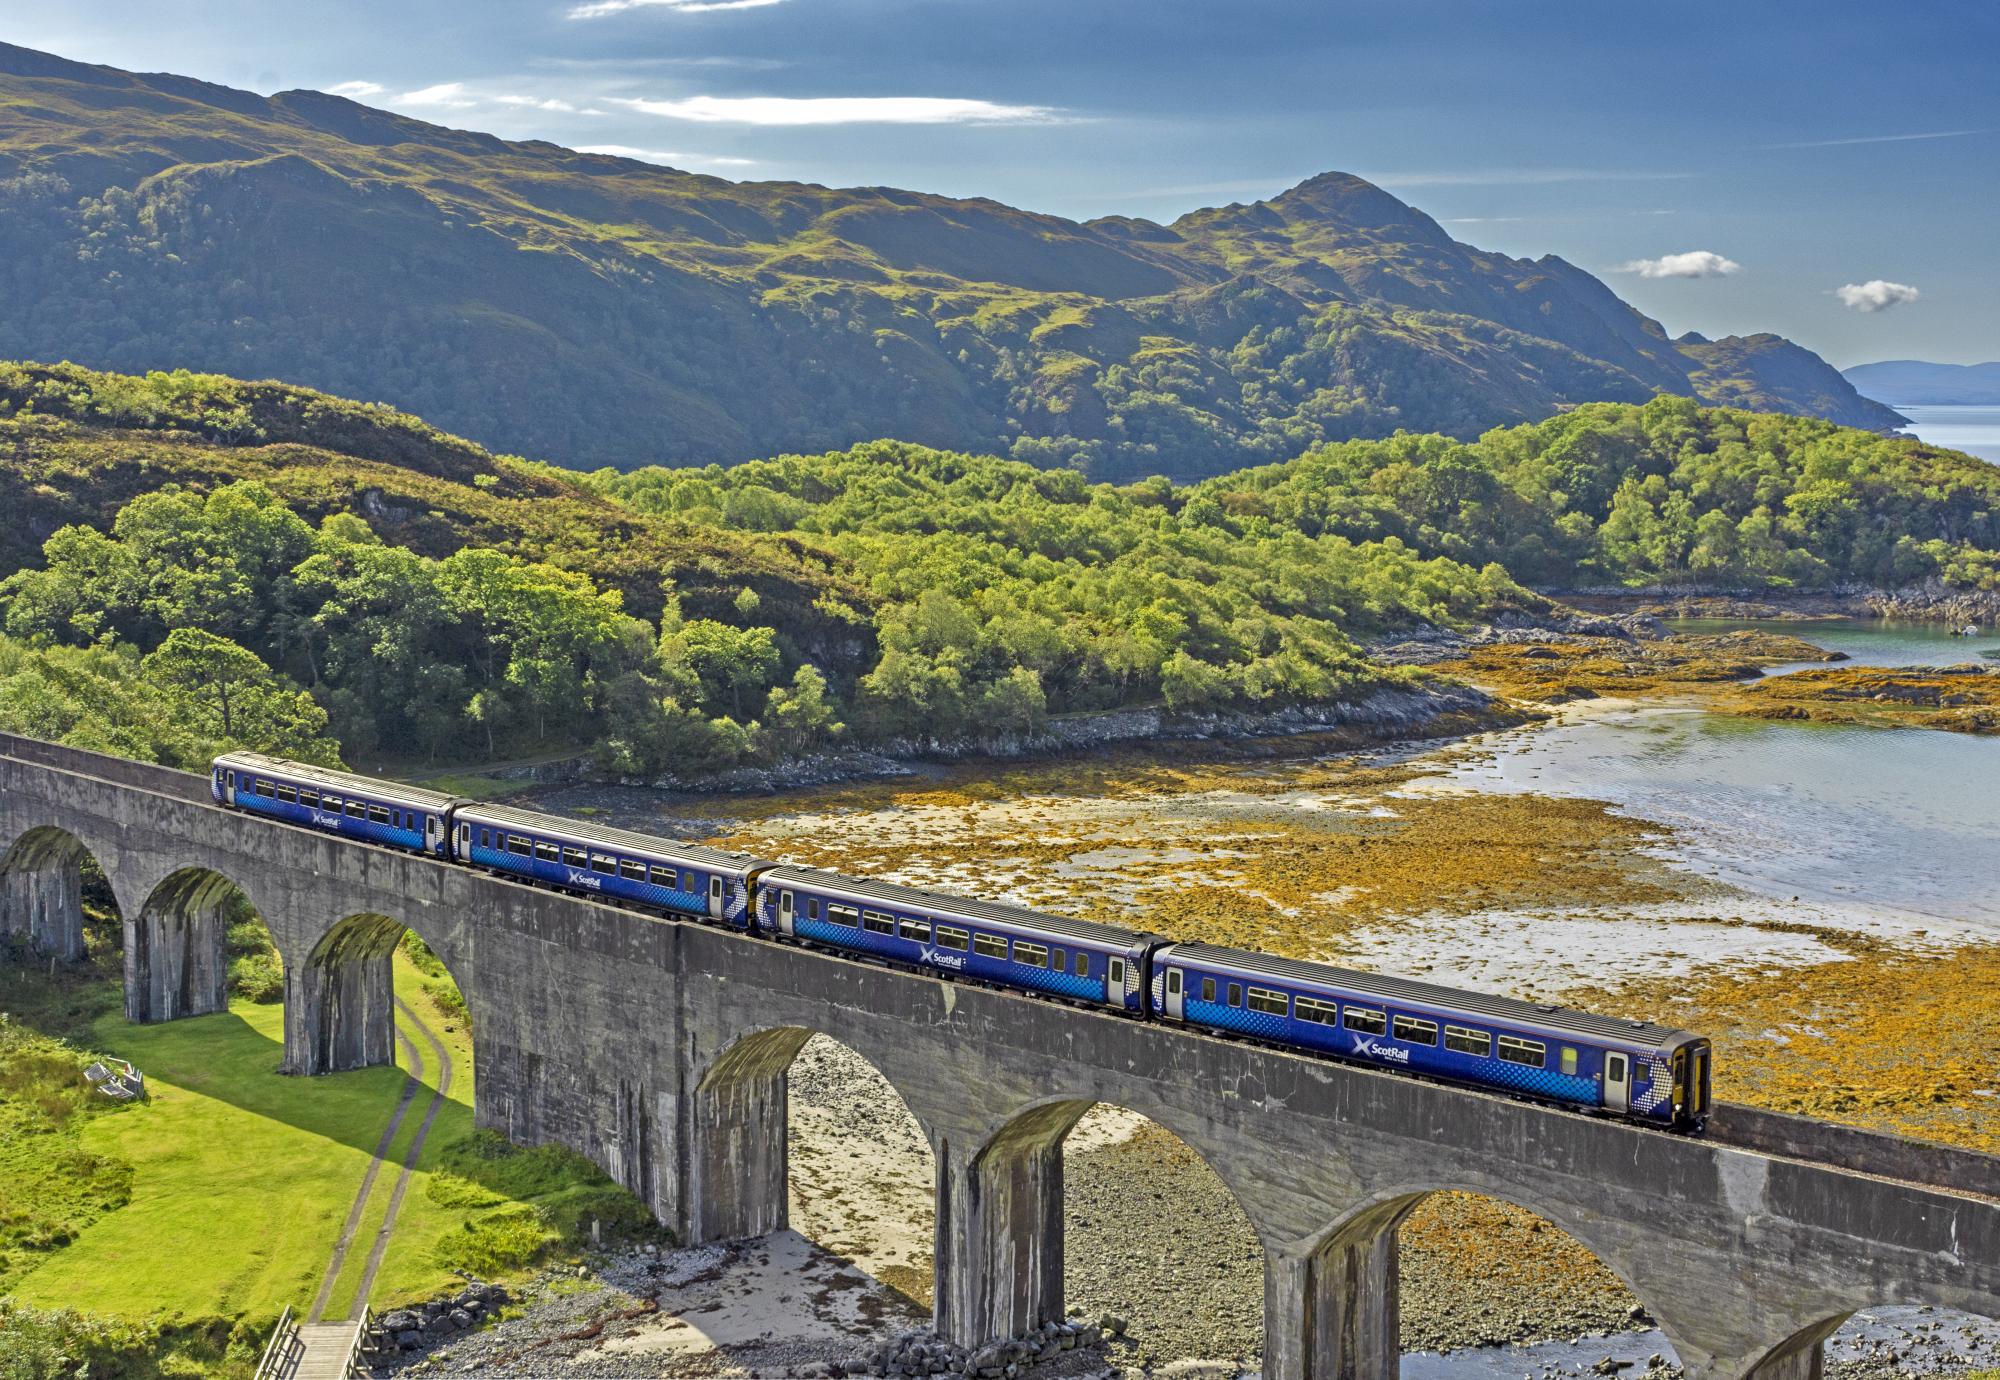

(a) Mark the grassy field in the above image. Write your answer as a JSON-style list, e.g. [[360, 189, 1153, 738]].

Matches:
[[0, 938, 651, 1370]]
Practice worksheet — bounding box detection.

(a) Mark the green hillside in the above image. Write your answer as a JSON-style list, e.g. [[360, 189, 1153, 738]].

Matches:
[[0, 42, 1902, 482], [5, 364, 1990, 781]]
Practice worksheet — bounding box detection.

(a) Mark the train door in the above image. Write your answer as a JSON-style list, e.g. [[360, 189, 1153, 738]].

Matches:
[[708, 874, 725, 921], [224, 770, 237, 806], [778, 888, 796, 937], [425, 814, 444, 853], [1164, 966, 1185, 1020], [1603, 1051, 1631, 1114], [1105, 956, 1127, 1008]]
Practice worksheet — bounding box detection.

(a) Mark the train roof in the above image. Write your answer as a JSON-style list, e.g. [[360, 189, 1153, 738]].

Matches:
[[1159, 942, 1698, 1049], [214, 753, 461, 811], [761, 865, 1164, 950], [455, 801, 772, 874]]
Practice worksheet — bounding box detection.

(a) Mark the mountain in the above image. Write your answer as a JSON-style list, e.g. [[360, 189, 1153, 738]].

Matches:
[[1845, 360, 2000, 406], [0, 42, 1904, 480]]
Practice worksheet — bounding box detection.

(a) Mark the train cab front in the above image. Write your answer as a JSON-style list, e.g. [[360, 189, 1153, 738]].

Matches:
[[1667, 1035, 1713, 1132]]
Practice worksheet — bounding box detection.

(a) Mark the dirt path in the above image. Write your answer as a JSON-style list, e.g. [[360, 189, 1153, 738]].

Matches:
[[304, 994, 456, 1324], [306, 1024, 427, 1324]]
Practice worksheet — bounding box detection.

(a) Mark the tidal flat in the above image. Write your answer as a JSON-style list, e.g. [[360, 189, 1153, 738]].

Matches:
[[515, 655, 2000, 1372]]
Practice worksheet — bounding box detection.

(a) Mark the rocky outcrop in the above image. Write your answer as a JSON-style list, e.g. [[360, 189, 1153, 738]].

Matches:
[[620, 682, 1504, 796], [364, 1280, 510, 1363]]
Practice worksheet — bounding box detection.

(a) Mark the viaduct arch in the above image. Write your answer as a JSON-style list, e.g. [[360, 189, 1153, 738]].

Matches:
[[3, 732, 1997, 1380]]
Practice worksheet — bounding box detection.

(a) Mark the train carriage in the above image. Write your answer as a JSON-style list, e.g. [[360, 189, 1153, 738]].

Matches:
[[451, 802, 772, 927], [209, 753, 1717, 1131], [1151, 942, 1711, 1129], [753, 865, 1164, 1012], [211, 752, 457, 857]]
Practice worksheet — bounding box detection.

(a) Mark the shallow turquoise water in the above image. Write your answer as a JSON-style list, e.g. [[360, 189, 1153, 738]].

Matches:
[[1668, 616, 1998, 670], [1451, 620, 2000, 930]]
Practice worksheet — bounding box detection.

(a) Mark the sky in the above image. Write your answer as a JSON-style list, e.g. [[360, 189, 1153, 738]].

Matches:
[[4, 0, 1995, 366]]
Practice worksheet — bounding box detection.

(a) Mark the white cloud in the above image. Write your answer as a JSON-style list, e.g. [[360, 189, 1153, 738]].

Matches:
[[576, 144, 758, 167], [569, 0, 784, 17], [612, 94, 1056, 125], [1617, 250, 1742, 279], [1836, 280, 1921, 313], [496, 95, 580, 112], [396, 82, 478, 109], [325, 80, 385, 99], [1765, 128, 1990, 150]]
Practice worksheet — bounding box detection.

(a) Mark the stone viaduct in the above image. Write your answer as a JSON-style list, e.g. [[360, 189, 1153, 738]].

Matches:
[[3, 732, 1997, 1380]]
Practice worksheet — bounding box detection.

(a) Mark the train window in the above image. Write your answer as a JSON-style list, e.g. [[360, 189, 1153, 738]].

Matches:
[[1072, 951, 1088, 977], [1247, 987, 1288, 1016], [1560, 1046, 1579, 1077], [369, 806, 391, 824], [648, 864, 673, 886], [257, 779, 276, 797], [934, 925, 969, 951], [506, 835, 531, 857], [1052, 948, 1065, 972], [276, 785, 298, 803], [590, 854, 617, 876], [535, 841, 560, 862], [861, 910, 896, 936], [620, 860, 647, 881], [973, 933, 1007, 959], [1296, 995, 1339, 1025], [1393, 1015, 1438, 1046], [346, 800, 366, 818], [322, 794, 339, 811], [1201, 977, 1217, 1002], [1445, 1025, 1492, 1057], [1014, 942, 1050, 968], [829, 903, 860, 927], [480, 830, 492, 848], [807, 899, 822, 921], [1344, 1006, 1387, 1035], [1498, 1035, 1545, 1067], [300, 790, 318, 809], [901, 917, 932, 943], [1227, 983, 1242, 1006], [562, 846, 586, 867]]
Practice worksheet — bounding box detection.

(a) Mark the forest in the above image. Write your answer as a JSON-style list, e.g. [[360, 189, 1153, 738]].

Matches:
[[2, 364, 1994, 779]]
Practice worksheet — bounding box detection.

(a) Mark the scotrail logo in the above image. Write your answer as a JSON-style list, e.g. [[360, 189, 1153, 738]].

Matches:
[[919, 946, 967, 971], [312, 811, 342, 829], [565, 868, 602, 890], [1351, 1035, 1409, 1064]]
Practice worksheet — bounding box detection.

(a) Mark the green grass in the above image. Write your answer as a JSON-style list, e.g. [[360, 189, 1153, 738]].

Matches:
[[3, 943, 651, 1340]]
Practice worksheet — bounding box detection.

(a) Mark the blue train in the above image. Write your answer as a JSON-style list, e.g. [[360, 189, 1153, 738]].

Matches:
[[211, 753, 1713, 1131]]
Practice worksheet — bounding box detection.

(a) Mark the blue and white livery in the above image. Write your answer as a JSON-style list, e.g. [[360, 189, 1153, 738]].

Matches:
[[209, 753, 1713, 1131], [1151, 942, 1708, 1126], [211, 752, 456, 857], [752, 866, 1161, 1013], [452, 802, 771, 927]]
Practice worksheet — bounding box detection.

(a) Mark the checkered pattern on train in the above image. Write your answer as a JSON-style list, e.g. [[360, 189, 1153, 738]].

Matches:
[[1632, 1054, 1672, 1114], [1008, 963, 1104, 1001], [1186, 997, 1291, 1040], [239, 794, 425, 851], [792, 915, 901, 957], [1480, 1055, 1600, 1105]]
